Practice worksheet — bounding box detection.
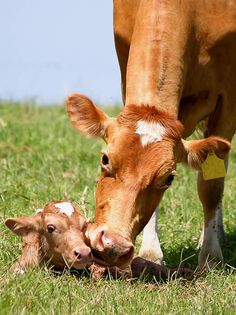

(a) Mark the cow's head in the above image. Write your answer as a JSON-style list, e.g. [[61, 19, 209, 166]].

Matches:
[[5, 201, 93, 270], [67, 94, 230, 267]]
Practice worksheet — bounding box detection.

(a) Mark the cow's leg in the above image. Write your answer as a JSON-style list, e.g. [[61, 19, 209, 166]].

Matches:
[[198, 156, 229, 251], [197, 152, 231, 270], [197, 175, 225, 270], [216, 199, 226, 244], [198, 198, 225, 248], [138, 208, 163, 264], [197, 175, 224, 270], [197, 91, 236, 269], [197, 153, 230, 270]]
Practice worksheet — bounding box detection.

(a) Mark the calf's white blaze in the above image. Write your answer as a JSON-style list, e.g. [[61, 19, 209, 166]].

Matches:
[[135, 120, 166, 146], [55, 202, 74, 216]]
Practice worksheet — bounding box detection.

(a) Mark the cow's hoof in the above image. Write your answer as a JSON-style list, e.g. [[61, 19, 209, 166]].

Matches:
[[198, 245, 224, 271]]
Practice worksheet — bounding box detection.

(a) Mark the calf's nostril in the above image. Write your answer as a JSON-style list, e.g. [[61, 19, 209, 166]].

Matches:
[[80, 247, 92, 258], [74, 250, 81, 259], [74, 248, 92, 261]]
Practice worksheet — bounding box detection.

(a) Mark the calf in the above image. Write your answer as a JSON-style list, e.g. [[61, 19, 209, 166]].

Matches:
[[5, 201, 93, 273], [5, 200, 193, 281]]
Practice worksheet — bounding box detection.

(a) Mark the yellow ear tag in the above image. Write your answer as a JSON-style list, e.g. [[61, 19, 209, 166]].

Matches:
[[201, 152, 226, 180]]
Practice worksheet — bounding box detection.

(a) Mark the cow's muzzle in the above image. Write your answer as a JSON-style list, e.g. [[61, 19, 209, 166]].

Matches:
[[88, 228, 134, 268]]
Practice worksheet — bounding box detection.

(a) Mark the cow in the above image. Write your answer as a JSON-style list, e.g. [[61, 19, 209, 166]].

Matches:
[[5, 201, 93, 273], [67, 0, 236, 270]]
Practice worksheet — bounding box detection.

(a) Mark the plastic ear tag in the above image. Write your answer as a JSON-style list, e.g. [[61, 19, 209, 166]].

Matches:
[[201, 152, 226, 180]]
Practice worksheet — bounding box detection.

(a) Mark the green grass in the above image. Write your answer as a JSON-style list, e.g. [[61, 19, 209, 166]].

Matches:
[[0, 102, 236, 314]]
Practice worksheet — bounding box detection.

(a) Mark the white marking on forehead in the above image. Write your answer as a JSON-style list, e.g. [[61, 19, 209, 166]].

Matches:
[[35, 208, 43, 213], [135, 120, 166, 146], [54, 202, 74, 216]]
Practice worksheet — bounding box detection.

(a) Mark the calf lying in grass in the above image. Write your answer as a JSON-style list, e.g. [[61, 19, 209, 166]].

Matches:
[[5, 201, 193, 281], [5, 201, 93, 274]]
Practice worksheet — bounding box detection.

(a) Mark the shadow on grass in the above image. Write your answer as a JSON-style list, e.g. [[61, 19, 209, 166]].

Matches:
[[162, 241, 198, 270], [50, 257, 194, 284], [223, 229, 236, 269], [162, 229, 236, 271]]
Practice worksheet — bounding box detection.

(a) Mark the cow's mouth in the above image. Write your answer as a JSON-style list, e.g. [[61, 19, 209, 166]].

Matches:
[[92, 246, 134, 268], [92, 250, 109, 266]]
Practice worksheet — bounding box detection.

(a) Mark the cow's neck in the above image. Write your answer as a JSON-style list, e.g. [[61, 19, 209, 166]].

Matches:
[[125, 0, 192, 118]]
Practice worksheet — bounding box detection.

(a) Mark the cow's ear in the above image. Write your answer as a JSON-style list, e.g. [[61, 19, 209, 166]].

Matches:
[[67, 93, 110, 138], [177, 136, 231, 170], [5, 216, 40, 237]]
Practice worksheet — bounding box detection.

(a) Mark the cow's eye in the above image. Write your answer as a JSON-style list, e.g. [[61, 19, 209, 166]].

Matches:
[[165, 174, 175, 186], [100, 152, 113, 175], [47, 224, 56, 233], [101, 154, 109, 166]]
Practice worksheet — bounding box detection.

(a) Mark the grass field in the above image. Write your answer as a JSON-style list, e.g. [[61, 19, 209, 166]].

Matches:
[[0, 102, 236, 314]]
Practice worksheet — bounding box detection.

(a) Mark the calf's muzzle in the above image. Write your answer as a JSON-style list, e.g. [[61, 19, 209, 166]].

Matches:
[[74, 247, 92, 263]]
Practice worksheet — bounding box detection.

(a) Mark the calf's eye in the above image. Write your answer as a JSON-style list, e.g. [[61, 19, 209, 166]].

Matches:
[[101, 154, 109, 166], [47, 224, 56, 233]]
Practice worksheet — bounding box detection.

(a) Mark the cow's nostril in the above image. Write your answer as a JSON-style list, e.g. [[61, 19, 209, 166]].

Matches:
[[94, 230, 106, 251], [102, 234, 112, 246], [74, 250, 81, 259]]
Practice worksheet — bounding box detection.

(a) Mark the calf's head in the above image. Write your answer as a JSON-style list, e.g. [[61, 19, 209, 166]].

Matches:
[[5, 201, 92, 270], [67, 94, 230, 267]]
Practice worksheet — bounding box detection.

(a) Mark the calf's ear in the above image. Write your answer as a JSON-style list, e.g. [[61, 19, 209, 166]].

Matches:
[[5, 216, 40, 237], [67, 93, 110, 138], [177, 136, 231, 170]]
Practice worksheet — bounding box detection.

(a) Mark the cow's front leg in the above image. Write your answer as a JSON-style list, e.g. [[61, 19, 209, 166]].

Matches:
[[197, 173, 225, 270], [138, 208, 163, 264]]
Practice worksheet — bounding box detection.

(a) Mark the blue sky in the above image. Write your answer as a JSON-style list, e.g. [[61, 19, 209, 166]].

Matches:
[[0, 1, 122, 105]]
